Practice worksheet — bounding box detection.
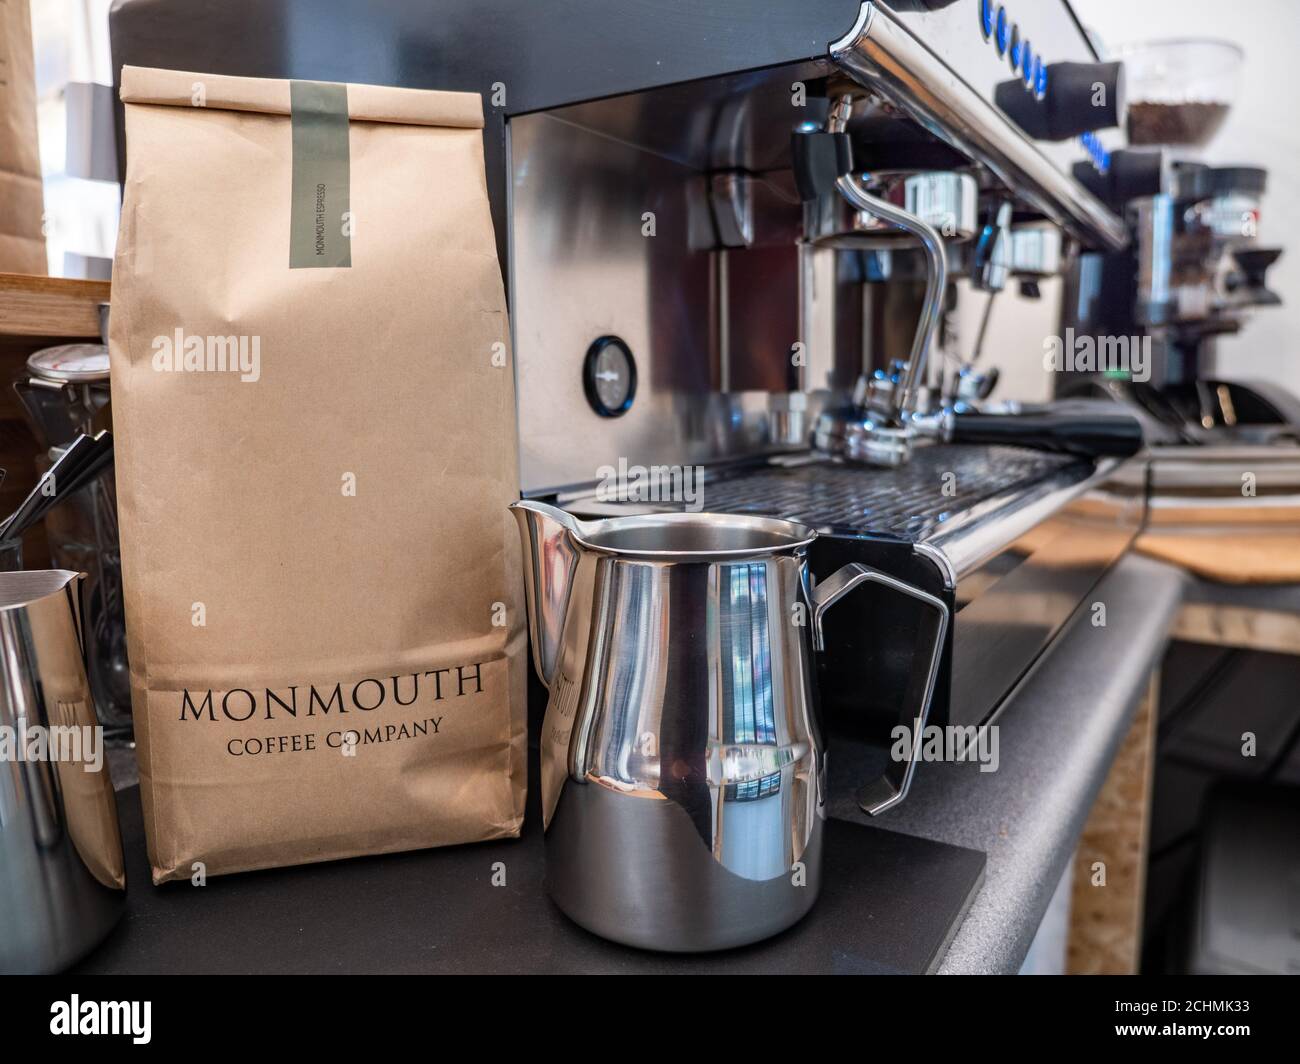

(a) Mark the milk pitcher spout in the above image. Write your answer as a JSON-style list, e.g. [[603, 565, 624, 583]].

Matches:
[[509, 500, 584, 689]]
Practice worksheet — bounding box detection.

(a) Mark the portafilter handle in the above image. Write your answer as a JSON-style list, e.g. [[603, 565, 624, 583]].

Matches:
[[912, 408, 1146, 459]]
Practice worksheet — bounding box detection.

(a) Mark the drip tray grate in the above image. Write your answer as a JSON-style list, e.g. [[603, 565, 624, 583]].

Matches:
[[600, 445, 1085, 541]]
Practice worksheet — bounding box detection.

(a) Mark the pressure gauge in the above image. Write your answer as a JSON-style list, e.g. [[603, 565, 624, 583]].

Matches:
[[583, 336, 637, 418]]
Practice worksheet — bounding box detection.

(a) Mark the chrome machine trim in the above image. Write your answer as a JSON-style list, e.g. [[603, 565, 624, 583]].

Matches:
[[829, 2, 1128, 253], [923, 456, 1124, 581]]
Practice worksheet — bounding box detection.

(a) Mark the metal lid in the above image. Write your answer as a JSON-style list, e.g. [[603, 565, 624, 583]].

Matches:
[[26, 343, 110, 384], [0, 569, 82, 611]]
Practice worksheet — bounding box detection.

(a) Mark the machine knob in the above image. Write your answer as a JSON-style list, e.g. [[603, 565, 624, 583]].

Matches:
[[1210, 166, 1267, 197], [1072, 148, 1164, 209], [997, 61, 1124, 141], [955, 365, 999, 403], [1170, 161, 1214, 203], [971, 201, 1013, 292], [791, 128, 853, 202]]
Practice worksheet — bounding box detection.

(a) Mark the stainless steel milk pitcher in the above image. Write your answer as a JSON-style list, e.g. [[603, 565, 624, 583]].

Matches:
[[511, 501, 948, 951], [0, 570, 126, 973]]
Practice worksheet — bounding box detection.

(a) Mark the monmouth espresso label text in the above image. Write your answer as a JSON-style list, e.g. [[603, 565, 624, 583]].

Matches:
[[178, 665, 483, 757]]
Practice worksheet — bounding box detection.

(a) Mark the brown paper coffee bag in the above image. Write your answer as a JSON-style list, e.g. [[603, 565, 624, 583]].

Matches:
[[0, 0, 47, 273], [109, 66, 525, 884]]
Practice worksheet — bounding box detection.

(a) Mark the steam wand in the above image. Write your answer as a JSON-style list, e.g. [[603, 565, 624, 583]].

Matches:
[[823, 95, 948, 465], [807, 96, 1144, 465]]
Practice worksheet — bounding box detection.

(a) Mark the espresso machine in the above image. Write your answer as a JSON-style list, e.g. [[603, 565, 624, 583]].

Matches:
[[1062, 149, 1286, 442], [1050, 37, 1285, 437], [492, 0, 1147, 757], [109, 0, 1147, 805], [1049, 33, 1295, 531]]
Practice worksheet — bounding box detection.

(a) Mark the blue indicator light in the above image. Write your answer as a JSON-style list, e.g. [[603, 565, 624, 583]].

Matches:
[[1078, 132, 1111, 174], [983, 5, 1055, 104]]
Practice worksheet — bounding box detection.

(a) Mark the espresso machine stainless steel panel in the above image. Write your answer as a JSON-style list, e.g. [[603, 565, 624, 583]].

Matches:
[[510, 111, 773, 495], [503, 0, 1138, 737], [830, 3, 1127, 252], [508, 11, 1129, 491]]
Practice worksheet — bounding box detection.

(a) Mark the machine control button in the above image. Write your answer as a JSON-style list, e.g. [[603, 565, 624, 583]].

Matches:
[[996, 60, 1125, 141], [1071, 148, 1164, 209]]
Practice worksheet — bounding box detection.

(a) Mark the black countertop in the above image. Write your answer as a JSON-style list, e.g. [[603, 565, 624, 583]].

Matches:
[[92, 554, 1185, 974], [79, 784, 984, 974], [831, 554, 1187, 973]]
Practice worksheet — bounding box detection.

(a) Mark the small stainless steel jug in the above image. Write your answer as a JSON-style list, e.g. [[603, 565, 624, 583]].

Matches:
[[0, 571, 126, 973], [512, 502, 948, 951]]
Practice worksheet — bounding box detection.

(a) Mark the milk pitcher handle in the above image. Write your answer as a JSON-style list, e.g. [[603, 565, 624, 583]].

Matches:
[[810, 563, 950, 816]]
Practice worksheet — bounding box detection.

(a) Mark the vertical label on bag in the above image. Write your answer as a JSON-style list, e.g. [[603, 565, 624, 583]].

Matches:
[[289, 80, 351, 268]]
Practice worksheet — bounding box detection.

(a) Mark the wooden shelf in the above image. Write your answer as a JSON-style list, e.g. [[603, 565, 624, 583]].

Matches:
[[0, 271, 109, 342]]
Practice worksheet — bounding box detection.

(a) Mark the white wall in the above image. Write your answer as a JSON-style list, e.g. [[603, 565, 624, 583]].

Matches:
[[950, 277, 1059, 404]]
